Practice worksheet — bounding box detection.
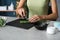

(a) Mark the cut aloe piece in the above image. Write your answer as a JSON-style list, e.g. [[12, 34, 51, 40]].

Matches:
[[20, 20, 29, 23]]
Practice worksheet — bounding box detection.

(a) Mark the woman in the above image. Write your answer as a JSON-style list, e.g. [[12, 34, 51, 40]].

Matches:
[[16, 0, 58, 23], [16, 0, 58, 30]]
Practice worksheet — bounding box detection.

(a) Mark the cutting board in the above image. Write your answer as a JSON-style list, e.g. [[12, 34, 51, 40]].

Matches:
[[6, 19, 34, 29]]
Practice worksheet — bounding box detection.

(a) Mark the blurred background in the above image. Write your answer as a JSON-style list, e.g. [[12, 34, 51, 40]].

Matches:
[[57, 0, 60, 21], [0, 0, 16, 17]]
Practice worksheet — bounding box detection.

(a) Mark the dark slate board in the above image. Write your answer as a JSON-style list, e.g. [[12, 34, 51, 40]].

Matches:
[[6, 19, 34, 29]]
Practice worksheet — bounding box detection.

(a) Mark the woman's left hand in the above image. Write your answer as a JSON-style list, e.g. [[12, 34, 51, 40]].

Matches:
[[29, 15, 42, 23]]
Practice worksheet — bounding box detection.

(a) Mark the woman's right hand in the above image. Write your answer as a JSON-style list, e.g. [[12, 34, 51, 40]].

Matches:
[[16, 8, 26, 18]]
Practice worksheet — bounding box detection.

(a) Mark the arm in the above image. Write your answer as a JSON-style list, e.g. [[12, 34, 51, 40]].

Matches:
[[16, 0, 26, 18], [17, 0, 26, 9], [42, 0, 58, 20]]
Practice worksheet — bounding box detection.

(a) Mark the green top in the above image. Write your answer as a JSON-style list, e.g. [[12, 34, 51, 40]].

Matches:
[[27, 0, 49, 18]]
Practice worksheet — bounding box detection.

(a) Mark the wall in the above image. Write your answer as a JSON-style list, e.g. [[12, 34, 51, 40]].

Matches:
[[57, 0, 60, 21]]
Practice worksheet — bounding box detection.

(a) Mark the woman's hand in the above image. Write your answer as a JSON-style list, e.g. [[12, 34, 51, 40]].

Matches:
[[29, 15, 43, 23], [16, 8, 26, 18]]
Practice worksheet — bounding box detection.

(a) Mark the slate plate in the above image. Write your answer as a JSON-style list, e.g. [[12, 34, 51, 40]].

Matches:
[[6, 19, 34, 29]]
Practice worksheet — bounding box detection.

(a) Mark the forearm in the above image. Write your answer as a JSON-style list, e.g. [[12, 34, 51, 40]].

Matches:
[[41, 13, 58, 20], [17, 0, 26, 9]]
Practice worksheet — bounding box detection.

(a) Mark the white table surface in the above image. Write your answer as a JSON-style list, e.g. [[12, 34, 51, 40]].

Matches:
[[0, 16, 60, 40]]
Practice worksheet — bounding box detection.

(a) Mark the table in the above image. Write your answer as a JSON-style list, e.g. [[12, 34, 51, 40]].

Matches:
[[0, 16, 60, 40], [0, 10, 16, 17]]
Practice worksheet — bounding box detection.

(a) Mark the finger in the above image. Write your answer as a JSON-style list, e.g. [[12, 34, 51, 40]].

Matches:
[[33, 16, 40, 22], [29, 15, 36, 22], [29, 17, 36, 23], [31, 18, 37, 22], [16, 9, 22, 18], [30, 15, 37, 21], [18, 9, 23, 18], [17, 15, 20, 18], [29, 16, 40, 23], [22, 9, 26, 16]]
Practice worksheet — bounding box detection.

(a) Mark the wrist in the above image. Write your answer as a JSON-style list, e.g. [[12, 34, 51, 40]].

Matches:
[[39, 15, 48, 20], [17, 7, 23, 9]]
